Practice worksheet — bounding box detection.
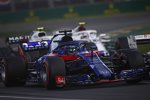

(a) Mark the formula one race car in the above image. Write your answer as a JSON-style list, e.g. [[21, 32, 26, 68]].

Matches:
[[0, 30, 146, 90]]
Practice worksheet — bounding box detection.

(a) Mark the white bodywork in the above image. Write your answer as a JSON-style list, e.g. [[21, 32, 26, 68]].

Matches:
[[72, 30, 107, 52], [29, 31, 53, 42], [127, 35, 137, 49], [72, 27, 111, 55]]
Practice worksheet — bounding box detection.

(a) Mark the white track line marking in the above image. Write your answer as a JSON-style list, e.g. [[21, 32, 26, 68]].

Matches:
[[0, 95, 85, 100]]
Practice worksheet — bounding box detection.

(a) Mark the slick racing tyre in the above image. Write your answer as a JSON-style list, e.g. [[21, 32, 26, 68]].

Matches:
[[126, 50, 145, 84], [0, 47, 13, 57], [41, 56, 66, 89], [1, 56, 26, 87], [0, 47, 19, 81], [117, 49, 145, 84], [115, 36, 130, 50], [118, 49, 145, 69]]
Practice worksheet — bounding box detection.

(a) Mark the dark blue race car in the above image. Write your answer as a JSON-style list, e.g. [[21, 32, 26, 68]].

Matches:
[[0, 31, 146, 90]]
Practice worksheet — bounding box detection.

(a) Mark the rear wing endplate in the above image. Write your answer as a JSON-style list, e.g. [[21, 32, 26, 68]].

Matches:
[[21, 40, 51, 52]]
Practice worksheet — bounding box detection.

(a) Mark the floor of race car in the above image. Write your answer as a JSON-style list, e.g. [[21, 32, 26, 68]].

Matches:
[[0, 80, 150, 100]]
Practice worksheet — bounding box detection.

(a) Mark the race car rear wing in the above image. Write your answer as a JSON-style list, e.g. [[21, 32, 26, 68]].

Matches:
[[21, 40, 51, 52], [6, 36, 30, 44], [135, 34, 150, 44]]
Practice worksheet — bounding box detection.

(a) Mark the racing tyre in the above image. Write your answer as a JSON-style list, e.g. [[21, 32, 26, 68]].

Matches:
[[0, 47, 12, 57], [118, 49, 145, 84], [41, 56, 66, 89], [119, 49, 145, 69], [115, 37, 130, 50], [1, 56, 26, 87]]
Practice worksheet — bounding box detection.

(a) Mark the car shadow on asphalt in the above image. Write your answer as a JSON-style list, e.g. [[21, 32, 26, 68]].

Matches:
[[21, 80, 150, 91], [59, 80, 150, 91], [0, 80, 150, 91]]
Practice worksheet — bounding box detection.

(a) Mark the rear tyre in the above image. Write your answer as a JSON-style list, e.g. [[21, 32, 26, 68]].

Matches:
[[41, 56, 66, 89], [0, 47, 14, 57], [115, 37, 130, 50], [1, 56, 26, 87]]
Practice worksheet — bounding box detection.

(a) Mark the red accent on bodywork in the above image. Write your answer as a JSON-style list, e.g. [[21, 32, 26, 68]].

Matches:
[[55, 76, 65, 85], [96, 79, 122, 83], [84, 51, 98, 57], [18, 46, 23, 57], [18, 46, 26, 61], [59, 55, 79, 61], [84, 53, 92, 57]]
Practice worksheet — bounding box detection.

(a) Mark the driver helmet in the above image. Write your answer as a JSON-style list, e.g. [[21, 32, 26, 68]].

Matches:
[[36, 27, 45, 31], [78, 22, 86, 31]]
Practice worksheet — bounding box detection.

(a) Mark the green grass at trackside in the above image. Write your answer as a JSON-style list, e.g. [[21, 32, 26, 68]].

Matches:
[[137, 44, 150, 53]]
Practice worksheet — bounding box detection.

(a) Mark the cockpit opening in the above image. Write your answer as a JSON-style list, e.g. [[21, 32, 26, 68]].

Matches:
[[38, 33, 46, 37]]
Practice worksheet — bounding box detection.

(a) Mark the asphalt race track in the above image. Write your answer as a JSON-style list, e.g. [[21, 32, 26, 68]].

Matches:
[[0, 81, 150, 100], [0, 12, 150, 100]]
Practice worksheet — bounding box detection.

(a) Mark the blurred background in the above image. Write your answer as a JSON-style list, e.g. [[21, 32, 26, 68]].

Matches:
[[1, 0, 145, 12], [0, 0, 149, 23], [0, 0, 150, 37]]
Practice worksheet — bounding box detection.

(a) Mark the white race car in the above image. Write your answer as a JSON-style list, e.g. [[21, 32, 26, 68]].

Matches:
[[7, 27, 53, 44], [71, 22, 111, 55]]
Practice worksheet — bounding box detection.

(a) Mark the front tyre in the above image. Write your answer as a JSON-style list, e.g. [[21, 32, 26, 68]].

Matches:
[[120, 50, 145, 84], [41, 56, 66, 89]]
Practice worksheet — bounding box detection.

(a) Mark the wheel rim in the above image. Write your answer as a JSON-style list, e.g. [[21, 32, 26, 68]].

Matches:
[[1, 65, 6, 81], [40, 65, 47, 84]]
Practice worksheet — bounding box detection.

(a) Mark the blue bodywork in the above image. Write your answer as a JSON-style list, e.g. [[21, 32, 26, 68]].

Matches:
[[21, 40, 51, 51]]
